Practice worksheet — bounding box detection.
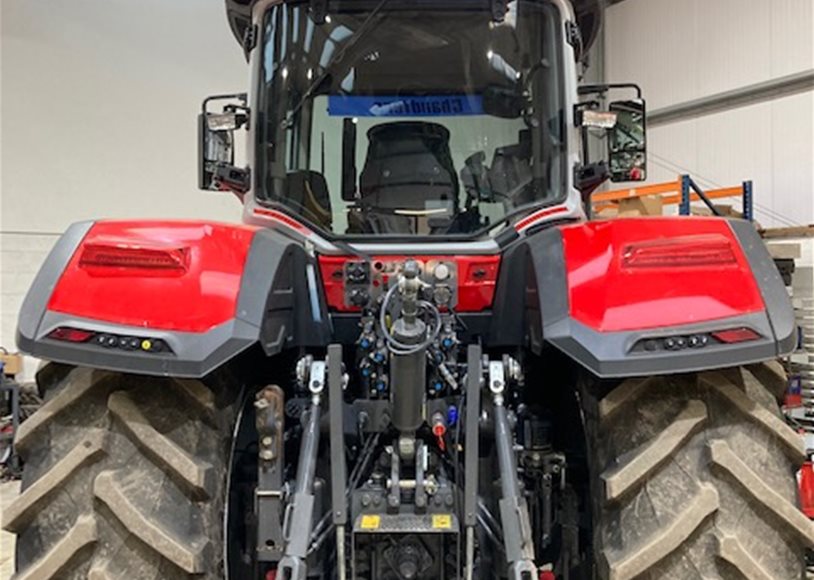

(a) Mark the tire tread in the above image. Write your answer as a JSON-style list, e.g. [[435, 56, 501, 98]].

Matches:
[[587, 362, 811, 580], [5, 366, 232, 579]]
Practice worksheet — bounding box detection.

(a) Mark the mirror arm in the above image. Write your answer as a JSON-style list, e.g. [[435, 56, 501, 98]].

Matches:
[[202, 93, 248, 115], [574, 161, 609, 199], [581, 125, 590, 165], [578, 83, 643, 99], [224, 104, 251, 129], [213, 164, 251, 195]]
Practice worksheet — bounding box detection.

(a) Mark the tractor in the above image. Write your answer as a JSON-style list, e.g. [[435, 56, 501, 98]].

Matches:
[[6, 0, 813, 578]]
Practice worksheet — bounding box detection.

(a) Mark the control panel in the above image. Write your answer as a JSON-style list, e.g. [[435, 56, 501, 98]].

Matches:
[[343, 258, 458, 310]]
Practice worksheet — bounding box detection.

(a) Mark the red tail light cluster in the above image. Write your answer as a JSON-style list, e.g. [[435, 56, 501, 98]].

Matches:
[[633, 326, 762, 353], [47, 327, 95, 343], [621, 235, 737, 269], [79, 243, 190, 273], [710, 327, 762, 344], [47, 327, 169, 353]]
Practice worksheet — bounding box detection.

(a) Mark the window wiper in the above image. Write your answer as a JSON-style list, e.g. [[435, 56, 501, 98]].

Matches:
[[283, 0, 392, 128]]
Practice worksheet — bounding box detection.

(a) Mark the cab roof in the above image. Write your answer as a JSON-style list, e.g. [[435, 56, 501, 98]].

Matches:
[[224, 0, 602, 60]]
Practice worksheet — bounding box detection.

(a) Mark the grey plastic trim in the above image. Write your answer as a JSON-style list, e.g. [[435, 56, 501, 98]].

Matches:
[[20, 313, 255, 378], [235, 228, 289, 326], [17, 221, 94, 340], [545, 313, 779, 378], [728, 219, 797, 355], [529, 228, 569, 327]]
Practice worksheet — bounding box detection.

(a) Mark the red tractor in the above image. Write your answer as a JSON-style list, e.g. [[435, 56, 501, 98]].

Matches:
[[5, 0, 812, 578]]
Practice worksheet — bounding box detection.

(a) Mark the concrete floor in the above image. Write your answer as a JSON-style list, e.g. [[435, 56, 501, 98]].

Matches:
[[0, 481, 18, 579]]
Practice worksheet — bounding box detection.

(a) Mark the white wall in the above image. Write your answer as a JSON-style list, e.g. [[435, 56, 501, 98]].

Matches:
[[605, 0, 814, 227], [1, 0, 249, 379]]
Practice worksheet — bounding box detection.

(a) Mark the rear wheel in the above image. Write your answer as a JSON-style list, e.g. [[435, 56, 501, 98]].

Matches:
[[582, 364, 814, 580], [2, 364, 236, 579]]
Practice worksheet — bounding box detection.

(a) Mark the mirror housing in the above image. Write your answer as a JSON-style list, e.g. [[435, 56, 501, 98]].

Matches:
[[198, 93, 250, 193], [608, 99, 647, 182], [206, 111, 248, 132], [575, 84, 647, 193]]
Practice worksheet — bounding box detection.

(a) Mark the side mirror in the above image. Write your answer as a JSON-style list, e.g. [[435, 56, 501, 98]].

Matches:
[[608, 99, 647, 182], [198, 94, 250, 193]]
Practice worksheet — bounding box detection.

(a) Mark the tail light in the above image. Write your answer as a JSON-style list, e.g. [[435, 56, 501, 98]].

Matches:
[[47, 327, 95, 343], [79, 242, 189, 272], [458, 256, 501, 312], [622, 235, 737, 269], [710, 327, 761, 344]]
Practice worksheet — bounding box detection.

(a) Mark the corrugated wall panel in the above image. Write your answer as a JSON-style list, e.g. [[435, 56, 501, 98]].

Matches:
[[604, 0, 814, 227]]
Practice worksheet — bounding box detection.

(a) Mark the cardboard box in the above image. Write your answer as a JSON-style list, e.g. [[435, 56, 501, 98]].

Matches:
[[616, 196, 663, 217], [0, 352, 23, 377]]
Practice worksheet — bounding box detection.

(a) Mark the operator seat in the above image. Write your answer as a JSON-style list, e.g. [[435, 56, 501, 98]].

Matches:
[[351, 122, 459, 234], [489, 129, 534, 205]]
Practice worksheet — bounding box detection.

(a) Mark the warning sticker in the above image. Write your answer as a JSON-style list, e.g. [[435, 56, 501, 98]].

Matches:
[[432, 514, 452, 529], [360, 515, 381, 530]]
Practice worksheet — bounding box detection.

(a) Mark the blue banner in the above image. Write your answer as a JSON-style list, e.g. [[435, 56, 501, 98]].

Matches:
[[328, 95, 483, 117]]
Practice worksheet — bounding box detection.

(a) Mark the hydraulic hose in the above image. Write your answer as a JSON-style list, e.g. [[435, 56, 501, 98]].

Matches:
[[379, 283, 441, 355]]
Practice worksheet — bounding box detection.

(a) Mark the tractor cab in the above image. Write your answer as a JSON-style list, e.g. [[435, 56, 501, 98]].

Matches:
[[202, 0, 647, 240]]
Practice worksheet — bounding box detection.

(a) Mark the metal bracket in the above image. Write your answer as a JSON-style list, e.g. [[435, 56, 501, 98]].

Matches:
[[565, 20, 582, 49], [255, 385, 285, 562], [415, 443, 427, 512], [309, 361, 326, 395], [327, 345, 348, 580], [540, 454, 566, 549], [328, 346, 347, 525], [388, 449, 401, 512], [242, 24, 257, 53], [490, 0, 507, 22], [488, 360, 505, 395]]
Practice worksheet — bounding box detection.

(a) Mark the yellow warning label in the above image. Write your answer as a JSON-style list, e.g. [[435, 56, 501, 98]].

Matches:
[[432, 514, 452, 529], [360, 515, 381, 530]]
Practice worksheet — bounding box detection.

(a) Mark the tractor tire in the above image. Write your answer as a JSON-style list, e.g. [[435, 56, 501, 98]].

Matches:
[[2, 364, 237, 580], [582, 364, 814, 580]]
